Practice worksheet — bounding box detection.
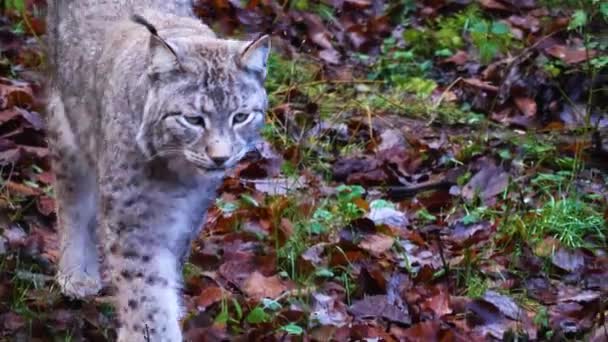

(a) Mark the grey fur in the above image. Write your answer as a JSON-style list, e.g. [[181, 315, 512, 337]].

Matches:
[[46, 1, 269, 341]]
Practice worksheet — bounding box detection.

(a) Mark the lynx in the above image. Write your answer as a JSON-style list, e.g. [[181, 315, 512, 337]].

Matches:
[[46, 1, 269, 340]]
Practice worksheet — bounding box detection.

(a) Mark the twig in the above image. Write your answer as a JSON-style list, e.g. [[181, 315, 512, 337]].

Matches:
[[365, 105, 375, 145], [386, 180, 454, 200], [428, 76, 462, 125], [435, 232, 450, 285], [488, 30, 562, 114], [271, 79, 385, 96]]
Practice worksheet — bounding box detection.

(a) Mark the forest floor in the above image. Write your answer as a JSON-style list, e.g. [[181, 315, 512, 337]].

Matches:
[[0, 0, 607, 341]]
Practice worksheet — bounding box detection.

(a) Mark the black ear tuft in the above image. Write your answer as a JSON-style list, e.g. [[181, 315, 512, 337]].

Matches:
[[131, 14, 159, 36], [131, 14, 182, 73]]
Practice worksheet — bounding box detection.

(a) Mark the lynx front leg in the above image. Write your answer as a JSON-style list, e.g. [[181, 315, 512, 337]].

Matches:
[[54, 181, 101, 298], [106, 240, 182, 342], [48, 93, 101, 298]]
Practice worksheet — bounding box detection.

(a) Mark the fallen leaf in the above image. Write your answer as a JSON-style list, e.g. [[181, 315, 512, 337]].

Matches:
[[349, 295, 410, 325], [478, 0, 510, 11], [462, 78, 499, 92], [514, 96, 537, 117], [0, 312, 26, 332], [462, 164, 509, 205], [310, 293, 349, 327], [482, 290, 522, 320], [242, 271, 288, 301], [358, 234, 394, 256], [5, 180, 42, 196], [196, 286, 227, 310], [443, 50, 469, 65], [0, 78, 34, 108], [551, 247, 585, 272], [367, 206, 409, 229], [392, 320, 446, 341], [449, 221, 493, 247], [36, 196, 55, 216], [545, 45, 597, 64], [301, 243, 327, 266]]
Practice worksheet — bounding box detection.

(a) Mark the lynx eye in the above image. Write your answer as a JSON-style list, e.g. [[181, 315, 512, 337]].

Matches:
[[232, 112, 250, 125], [184, 116, 206, 127]]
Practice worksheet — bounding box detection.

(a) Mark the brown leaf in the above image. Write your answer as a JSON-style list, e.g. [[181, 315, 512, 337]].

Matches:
[[551, 247, 585, 272], [391, 320, 446, 341], [534, 237, 559, 257], [242, 271, 288, 301], [26, 226, 59, 263], [524, 277, 557, 304], [5, 180, 42, 196], [319, 48, 341, 65], [358, 234, 394, 256], [367, 206, 409, 229], [345, 0, 372, 7], [419, 284, 453, 318], [1, 312, 26, 332], [195, 286, 226, 310], [351, 323, 397, 341], [0, 108, 21, 123], [36, 171, 54, 184], [449, 221, 493, 247], [462, 78, 499, 92], [20, 145, 49, 158], [0, 148, 21, 164], [478, 0, 510, 11], [508, 15, 540, 32], [36, 195, 55, 216], [302, 13, 333, 50], [549, 302, 594, 335], [301, 243, 328, 266], [545, 45, 597, 64], [462, 164, 509, 205], [349, 295, 411, 324], [588, 324, 608, 342], [466, 299, 511, 339], [482, 291, 522, 320], [0, 79, 34, 109], [514, 96, 537, 117], [218, 255, 256, 287], [557, 287, 600, 303], [311, 292, 350, 327], [442, 50, 469, 65]]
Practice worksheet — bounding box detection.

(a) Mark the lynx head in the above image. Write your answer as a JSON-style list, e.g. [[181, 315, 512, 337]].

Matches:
[[133, 15, 269, 170]]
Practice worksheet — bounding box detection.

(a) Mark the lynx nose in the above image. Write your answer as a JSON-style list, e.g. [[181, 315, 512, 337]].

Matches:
[[206, 139, 231, 167], [211, 156, 229, 166]]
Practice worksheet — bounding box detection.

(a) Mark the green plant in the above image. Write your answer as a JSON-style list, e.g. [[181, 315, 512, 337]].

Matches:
[[520, 136, 557, 164], [4, 0, 25, 12], [279, 322, 304, 335], [456, 248, 484, 294], [541, 0, 608, 131], [266, 53, 318, 104], [530, 195, 605, 249], [277, 185, 367, 280], [465, 275, 488, 298], [364, 37, 433, 89], [402, 6, 513, 64], [288, 0, 335, 20], [434, 7, 480, 52], [214, 297, 243, 328], [468, 19, 514, 64]]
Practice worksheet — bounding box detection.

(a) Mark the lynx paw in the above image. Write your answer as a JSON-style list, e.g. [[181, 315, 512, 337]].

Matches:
[[56, 270, 102, 299]]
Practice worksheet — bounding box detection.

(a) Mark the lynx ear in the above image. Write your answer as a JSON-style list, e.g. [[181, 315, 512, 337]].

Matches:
[[239, 35, 271, 77], [131, 14, 181, 74]]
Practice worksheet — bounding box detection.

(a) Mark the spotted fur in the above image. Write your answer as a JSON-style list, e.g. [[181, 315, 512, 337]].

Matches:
[[46, 2, 269, 341]]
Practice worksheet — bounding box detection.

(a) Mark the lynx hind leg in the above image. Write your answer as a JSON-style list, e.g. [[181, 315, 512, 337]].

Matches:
[[48, 92, 102, 298], [108, 245, 182, 342]]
